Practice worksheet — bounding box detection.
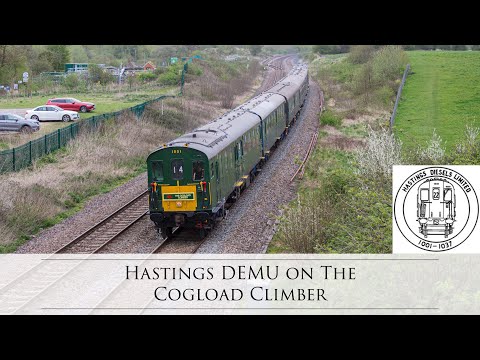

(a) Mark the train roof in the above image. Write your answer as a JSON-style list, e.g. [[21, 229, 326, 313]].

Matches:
[[149, 62, 307, 160], [152, 92, 286, 159]]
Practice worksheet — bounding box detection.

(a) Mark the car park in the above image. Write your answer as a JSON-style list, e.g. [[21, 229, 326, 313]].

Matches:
[[25, 105, 79, 122], [0, 113, 40, 132]]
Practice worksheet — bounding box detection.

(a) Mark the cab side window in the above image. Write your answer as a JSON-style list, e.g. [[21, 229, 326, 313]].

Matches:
[[151, 161, 163, 181], [192, 161, 204, 181]]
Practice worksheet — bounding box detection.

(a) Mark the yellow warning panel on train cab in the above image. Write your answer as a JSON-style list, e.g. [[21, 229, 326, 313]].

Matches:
[[161, 185, 197, 212]]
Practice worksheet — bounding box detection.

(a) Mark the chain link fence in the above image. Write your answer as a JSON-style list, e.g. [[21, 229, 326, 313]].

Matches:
[[0, 94, 174, 174]]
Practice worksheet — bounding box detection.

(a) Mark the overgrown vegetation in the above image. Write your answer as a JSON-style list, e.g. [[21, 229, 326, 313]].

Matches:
[[311, 45, 407, 111], [272, 46, 480, 254], [272, 129, 397, 254], [270, 45, 408, 254]]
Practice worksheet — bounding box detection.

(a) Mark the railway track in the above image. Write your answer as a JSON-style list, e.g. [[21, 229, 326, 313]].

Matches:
[[0, 190, 149, 314], [256, 55, 296, 95], [56, 190, 149, 254], [290, 90, 324, 182], [87, 227, 208, 314]]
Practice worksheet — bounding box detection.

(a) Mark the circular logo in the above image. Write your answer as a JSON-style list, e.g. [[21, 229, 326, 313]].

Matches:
[[394, 167, 479, 252]]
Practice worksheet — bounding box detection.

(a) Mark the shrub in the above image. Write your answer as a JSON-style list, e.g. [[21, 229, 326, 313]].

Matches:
[[320, 111, 342, 127], [451, 124, 480, 164], [355, 126, 403, 180], [348, 45, 377, 64], [138, 72, 157, 82], [64, 73, 80, 90], [371, 45, 408, 86], [158, 70, 181, 86], [414, 129, 447, 164]]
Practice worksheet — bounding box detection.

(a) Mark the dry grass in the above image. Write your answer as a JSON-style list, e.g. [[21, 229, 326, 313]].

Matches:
[[0, 112, 177, 250]]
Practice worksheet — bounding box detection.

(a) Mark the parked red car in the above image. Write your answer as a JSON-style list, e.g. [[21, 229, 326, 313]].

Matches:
[[46, 98, 95, 113]]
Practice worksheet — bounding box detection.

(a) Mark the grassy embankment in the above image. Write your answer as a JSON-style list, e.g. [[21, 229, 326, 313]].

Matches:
[[269, 46, 408, 254], [395, 51, 480, 152], [0, 55, 262, 252]]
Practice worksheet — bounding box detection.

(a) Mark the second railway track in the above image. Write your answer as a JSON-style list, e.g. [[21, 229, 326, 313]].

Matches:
[[56, 190, 149, 254]]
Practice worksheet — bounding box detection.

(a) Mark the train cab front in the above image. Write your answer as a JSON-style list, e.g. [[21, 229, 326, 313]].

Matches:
[[147, 146, 212, 238]]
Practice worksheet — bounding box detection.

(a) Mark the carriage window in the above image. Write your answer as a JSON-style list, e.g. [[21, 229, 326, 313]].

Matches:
[[151, 161, 163, 181], [171, 159, 184, 180], [192, 161, 205, 181], [420, 189, 429, 201], [444, 188, 452, 202], [432, 187, 440, 200]]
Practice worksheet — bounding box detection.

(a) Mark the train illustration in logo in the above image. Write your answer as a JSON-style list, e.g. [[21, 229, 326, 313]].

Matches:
[[417, 179, 456, 238]]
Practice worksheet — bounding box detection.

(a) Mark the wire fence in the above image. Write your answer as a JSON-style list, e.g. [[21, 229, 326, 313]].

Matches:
[[389, 64, 410, 131], [0, 94, 174, 174]]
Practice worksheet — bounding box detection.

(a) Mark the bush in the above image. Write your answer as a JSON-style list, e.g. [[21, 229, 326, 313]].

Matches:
[[371, 45, 408, 86], [451, 124, 480, 164], [138, 72, 157, 82], [355, 126, 403, 181], [348, 45, 377, 64], [320, 111, 342, 127], [158, 70, 181, 86], [64, 73, 80, 90], [414, 129, 447, 164], [372, 85, 395, 107], [187, 62, 203, 76]]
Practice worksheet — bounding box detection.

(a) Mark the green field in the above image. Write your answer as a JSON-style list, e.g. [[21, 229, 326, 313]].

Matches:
[[395, 51, 480, 151], [0, 87, 176, 115]]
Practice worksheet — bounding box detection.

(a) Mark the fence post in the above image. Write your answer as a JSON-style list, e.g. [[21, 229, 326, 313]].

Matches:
[[45, 134, 48, 154], [12, 147, 15, 172], [390, 64, 410, 132], [57, 129, 61, 149], [29, 141, 32, 165]]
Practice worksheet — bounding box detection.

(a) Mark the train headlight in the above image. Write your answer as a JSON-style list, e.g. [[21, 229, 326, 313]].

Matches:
[[446, 219, 454, 224], [176, 201, 182, 208], [419, 218, 427, 224]]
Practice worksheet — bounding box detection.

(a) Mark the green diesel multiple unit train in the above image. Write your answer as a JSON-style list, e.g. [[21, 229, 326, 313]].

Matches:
[[147, 63, 309, 238]]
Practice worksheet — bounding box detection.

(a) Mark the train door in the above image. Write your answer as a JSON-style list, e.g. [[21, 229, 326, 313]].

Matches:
[[259, 123, 264, 155], [215, 161, 220, 201], [234, 142, 243, 180]]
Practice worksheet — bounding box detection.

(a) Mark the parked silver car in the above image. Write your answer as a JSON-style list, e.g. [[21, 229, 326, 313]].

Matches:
[[0, 113, 40, 133]]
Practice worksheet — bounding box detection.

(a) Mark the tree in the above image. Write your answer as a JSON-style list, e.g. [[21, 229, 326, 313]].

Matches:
[[249, 45, 263, 56], [43, 45, 70, 71], [88, 64, 114, 85], [0, 45, 29, 83]]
